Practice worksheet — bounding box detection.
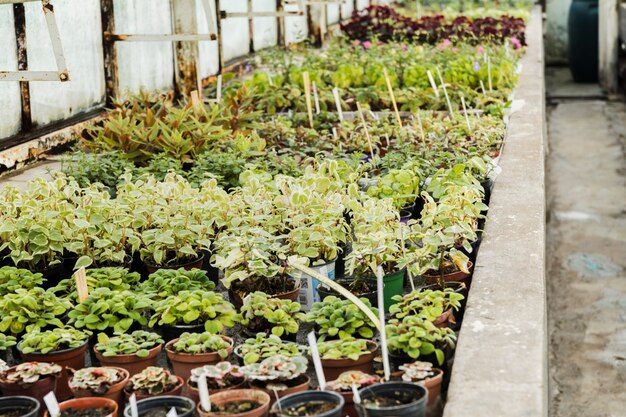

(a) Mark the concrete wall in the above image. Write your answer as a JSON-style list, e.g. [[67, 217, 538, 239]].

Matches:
[[546, 0, 571, 64]]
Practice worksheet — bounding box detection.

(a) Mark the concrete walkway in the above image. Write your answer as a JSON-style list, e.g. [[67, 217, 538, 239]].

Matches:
[[547, 70, 626, 417]]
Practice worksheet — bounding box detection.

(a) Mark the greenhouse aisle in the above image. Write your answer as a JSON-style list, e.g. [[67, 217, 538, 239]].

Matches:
[[547, 68, 626, 417]]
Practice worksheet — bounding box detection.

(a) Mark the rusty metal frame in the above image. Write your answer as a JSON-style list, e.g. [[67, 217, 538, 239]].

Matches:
[[0, 0, 69, 82]]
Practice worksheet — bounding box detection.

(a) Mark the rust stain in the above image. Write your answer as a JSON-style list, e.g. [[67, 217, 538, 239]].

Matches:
[[13, 3, 32, 131], [100, 0, 119, 105]]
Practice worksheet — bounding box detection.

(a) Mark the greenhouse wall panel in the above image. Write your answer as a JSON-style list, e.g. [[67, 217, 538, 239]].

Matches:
[[196, 0, 219, 78], [221, 0, 250, 62], [327, 4, 340, 25], [253, 0, 278, 51], [0, 7, 21, 140]]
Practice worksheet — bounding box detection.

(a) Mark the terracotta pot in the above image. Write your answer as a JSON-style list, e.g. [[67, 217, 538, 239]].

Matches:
[[19, 342, 88, 401], [144, 253, 205, 274], [197, 389, 270, 417], [0, 369, 58, 417], [94, 344, 162, 376], [251, 375, 310, 407], [423, 261, 474, 288], [229, 278, 301, 309], [390, 368, 443, 409], [184, 375, 246, 405], [334, 390, 358, 417], [165, 335, 234, 382], [45, 397, 118, 417], [124, 375, 184, 401], [320, 341, 378, 381], [123, 396, 195, 417], [70, 367, 130, 410]]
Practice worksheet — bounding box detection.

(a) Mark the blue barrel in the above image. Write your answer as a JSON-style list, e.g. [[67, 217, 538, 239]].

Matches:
[[568, 0, 599, 82]]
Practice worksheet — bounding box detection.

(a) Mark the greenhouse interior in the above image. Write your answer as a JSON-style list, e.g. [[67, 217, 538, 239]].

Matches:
[[0, 1, 625, 417]]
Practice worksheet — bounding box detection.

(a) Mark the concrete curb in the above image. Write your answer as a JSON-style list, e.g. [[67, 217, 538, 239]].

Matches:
[[443, 6, 547, 417]]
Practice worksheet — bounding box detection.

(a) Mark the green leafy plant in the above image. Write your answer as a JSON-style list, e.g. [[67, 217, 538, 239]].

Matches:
[[0, 288, 72, 335], [366, 168, 421, 210], [240, 291, 304, 338], [95, 331, 163, 357], [306, 296, 378, 341], [69, 367, 126, 394], [0, 334, 16, 351], [18, 327, 91, 354], [0, 267, 44, 296], [317, 338, 376, 361], [240, 355, 308, 391], [68, 288, 150, 334], [237, 333, 307, 365], [188, 361, 244, 390], [139, 268, 215, 300], [326, 370, 380, 391], [125, 367, 179, 395], [386, 315, 457, 364], [52, 268, 141, 302], [61, 150, 135, 190], [389, 288, 464, 323], [167, 332, 232, 358], [149, 290, 240, 334], [0, 362, 62, 385]]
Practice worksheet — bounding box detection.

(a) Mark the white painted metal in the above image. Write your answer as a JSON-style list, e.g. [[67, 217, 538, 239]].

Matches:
[[220, 0, 249, 62], [0, 6, 21, 138], [195, 0, 218, 78], [253, 0, 278, 51]]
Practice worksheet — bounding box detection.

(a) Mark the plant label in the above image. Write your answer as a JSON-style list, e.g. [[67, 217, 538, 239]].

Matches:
[[376, 266, 391, 381], [312, 81, 320, 114], [332, 87, 343, 121], [167, 407, 178, 417], [383, 68, 402, 127], [129, 394, 139, 417], [198, 372, 211, 412], [427, 70, 439, 98], [73, 267, 89, 303], [43, 391, 60, 417], [302, 72, 314, 128], [216, 74, 223, 102], [307, 331, 326, 390]]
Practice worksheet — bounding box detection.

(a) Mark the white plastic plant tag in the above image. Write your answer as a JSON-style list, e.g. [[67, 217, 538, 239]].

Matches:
[[198, 372, 211, 412], [44, 391, 60, 417], [166, 407, 178, 417], [73, 267, 89, 303], [376, 266, 391, 381], [312, 81, 320, 114], [427, 70, 439, 98], [332, 87, 343, 121], [307, 331, 326, 390], [352, 383, 361, 404], [129, 393, 139, 417], [216, 74, 223, 102]]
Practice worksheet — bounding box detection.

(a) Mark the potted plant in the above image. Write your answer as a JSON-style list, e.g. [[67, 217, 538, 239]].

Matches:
[[165, 332, 234, 381], [138, 268, 216, 300], [68, 366, 130, 407], [0, 288, 72, 336], [0, 266, 44, 295], [327, 371, 380, 417], [305, 296, 378, 342], [0, 333, 16, 363], [149, 290, 240, 341], [18, 327, 91, 400], [196, 389, 270, 417], [186, 362, 246, 405], [0, 362, 62, 408], [67, 288, 150, 335], [235, 333, 307, 365], [239, 355, 309, 404], [122, 396, 196, 417], [94, 331, 164, 376], [52, 268, 141, 302], [0, 395, 40, 417], [396, 361, 443, 409], [365, 168, 420, 212], [389, 288, 465, 328], [123, 366, 183, 400], [46, 397, 118, 417], [240, 292, 304, 340], [316, 277, 378, 308], [355, 381, 428, 417], [317, 338, 378, 381], [270, 390, 344, 417]]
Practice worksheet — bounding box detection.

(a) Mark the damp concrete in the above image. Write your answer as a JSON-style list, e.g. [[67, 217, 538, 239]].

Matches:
[[547, 75, 626, 416]]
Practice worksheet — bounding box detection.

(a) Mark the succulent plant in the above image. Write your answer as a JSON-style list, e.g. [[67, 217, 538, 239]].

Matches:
[[389, 288, 464, 324], [306, 295, 378, 341], [239, 355, 308, 390], [0, 287, 72, 335], [18, 327, 91, 354], [326, 370, 380, 391], [189, 361, 244, 390], [69, 367, 125, 394], [398, 361, 437, 382], [168, 332, 232, 357], [385, 316, 457, 365], [0, 362, 62, 385], [95, 330, 163, 357], [237, 333, 307, 365], [240, 291, 305, 338], [0, 266, 44, 296], [125, 367, 179, 395], [317, 338, 375, 361], [0, 333, 17, 351], [139, 268, 216, 301]]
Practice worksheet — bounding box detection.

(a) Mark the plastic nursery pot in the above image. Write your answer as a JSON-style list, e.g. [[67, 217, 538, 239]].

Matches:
[[164, 336, 234, 382], [70, 367, 130, 410], [184, 375, 246, 405], [123, 396, 195, 417], [0, 396, 41, 417], [381, 269, 405, 313], [399, 209, 413, 224], [423, 261, 474, 289], [251, 375, 311, 407], [19, 341, 88, 401], [124, 375, 185, 401], [320, 341, 378, 381], [143, 252, 205, 275], [45, 397, 119, 417], [94, 344, 162, 377], [355, 382, 427, 417], [390, 368, 444, 409], [271, 390, 344, 417], [316, 278, 378, 308], [196, 389, 270, 417], [295, 257, 337, 311], [229, 278, 301, 310], [0, 368, 58, 417], [36, 262, 66, 289]]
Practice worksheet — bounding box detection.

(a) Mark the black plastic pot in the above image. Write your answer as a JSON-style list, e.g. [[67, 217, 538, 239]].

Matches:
[[160, 323, 205, 342], [37, 262, 65, 289], [271, 390, 344, 417], [355, 382, 427, 417], [480, 178, 493, 206], [0, 396, 40, 417], [124, 396, 195, 417]]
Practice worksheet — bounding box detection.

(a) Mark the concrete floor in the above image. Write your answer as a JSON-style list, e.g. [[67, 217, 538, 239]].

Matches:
[[547, 69, 626, 417]]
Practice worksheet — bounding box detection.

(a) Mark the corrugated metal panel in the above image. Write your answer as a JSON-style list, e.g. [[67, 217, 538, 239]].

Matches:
[[284, 2, 307, 45], [0, 6, 21, 139], [253, 0, 277, 50], [221, 0, 250, 62], [327, 4, 340, 25], [114, 0, 175, 95], [25, 0, 104, 126], [196, 0, 219, 78]]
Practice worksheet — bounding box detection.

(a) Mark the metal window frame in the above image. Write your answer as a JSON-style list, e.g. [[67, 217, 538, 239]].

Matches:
[[0, 0, 69, 82]]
